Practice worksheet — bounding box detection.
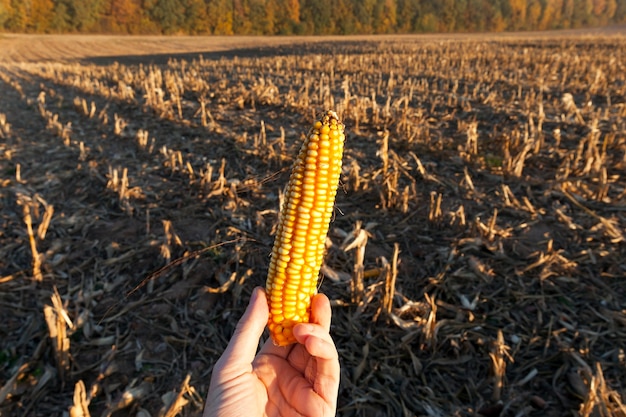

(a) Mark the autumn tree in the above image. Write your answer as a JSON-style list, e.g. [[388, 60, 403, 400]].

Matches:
[[508, 0, 527, 29], [606, 0, 619, 19], [106, 0, 143, 33], [299, 0, 334, 34], [230, 0, 251, 34], [615, 0, 626, 21], [5, 0, 27, 31], [207, 0, 233, 34], [30, 0, 54, 32], [490, 7, 507, 30], [52, 0, 105, 31], [148, 0, 185, 34], [480, 0, 505, 31], [438, 0, 460, 32], [525, 0, 542, 29], [594, 0, 618, 23], [3, 0, 626, 35], [593, 0, 607, 15], [570, 0, 594, 26], [274, 0, 300, 34], [249, 0, 276, 35], [0, 0, 11, 29], [462, 0, 491, 31], [352, 0, 376, 33], [561, 0, 574, 27], [182, 0, 209, 34], [332, 0, 357, 34], [395, 0, 419, 32], [374, 0, 397, 33]]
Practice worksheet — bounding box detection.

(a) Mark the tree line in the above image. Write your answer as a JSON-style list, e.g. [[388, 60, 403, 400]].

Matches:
[[1, 0, 625, 35]]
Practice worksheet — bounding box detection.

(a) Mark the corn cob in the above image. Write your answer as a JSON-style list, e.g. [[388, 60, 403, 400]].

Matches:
[[265, 110, 345, 346]]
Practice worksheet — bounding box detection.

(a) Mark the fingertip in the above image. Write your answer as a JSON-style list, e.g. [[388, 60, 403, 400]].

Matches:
[[242, 286, 268, 321], [251, 286, 268, 309], [310, 293, 332, 331], [312, 292, 330, 304]]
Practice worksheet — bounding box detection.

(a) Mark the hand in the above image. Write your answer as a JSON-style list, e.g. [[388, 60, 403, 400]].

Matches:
[[203, 287, 340, 417]]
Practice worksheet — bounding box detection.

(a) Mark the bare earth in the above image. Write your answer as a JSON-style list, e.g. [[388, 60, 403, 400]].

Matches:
[[1, 27, 624, 63], [1, 31, 626, 417], [0, 33, 321, 63]]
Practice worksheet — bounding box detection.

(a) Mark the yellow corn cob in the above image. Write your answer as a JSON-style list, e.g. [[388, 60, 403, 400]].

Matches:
[[265, 110, 345, 346]]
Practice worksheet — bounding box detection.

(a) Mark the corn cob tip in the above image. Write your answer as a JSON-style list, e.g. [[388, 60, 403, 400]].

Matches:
[[265, 110, 345, 346]]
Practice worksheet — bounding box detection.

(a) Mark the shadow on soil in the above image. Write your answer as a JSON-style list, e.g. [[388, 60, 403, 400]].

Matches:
[[82, 40, 378, 66]]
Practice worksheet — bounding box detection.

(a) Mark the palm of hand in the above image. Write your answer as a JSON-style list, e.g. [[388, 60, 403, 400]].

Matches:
[[253, 339, 332, 416]]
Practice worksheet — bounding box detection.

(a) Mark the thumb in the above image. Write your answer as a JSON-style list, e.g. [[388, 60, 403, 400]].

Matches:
[[218, 287, 269, 368]]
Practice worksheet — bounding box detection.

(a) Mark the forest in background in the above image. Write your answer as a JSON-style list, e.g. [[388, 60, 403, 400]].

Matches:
[[0, 0, 625, 35]]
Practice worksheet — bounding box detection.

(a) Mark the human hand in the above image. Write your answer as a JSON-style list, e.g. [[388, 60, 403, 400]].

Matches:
[[203, 287, 340, 417]]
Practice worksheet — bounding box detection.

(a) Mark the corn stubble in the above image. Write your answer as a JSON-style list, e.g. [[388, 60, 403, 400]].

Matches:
[[265, 110, 345, 346]]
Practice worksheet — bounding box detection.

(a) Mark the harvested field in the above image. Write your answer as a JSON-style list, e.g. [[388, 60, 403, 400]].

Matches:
[[1, 33, 625, 417]]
